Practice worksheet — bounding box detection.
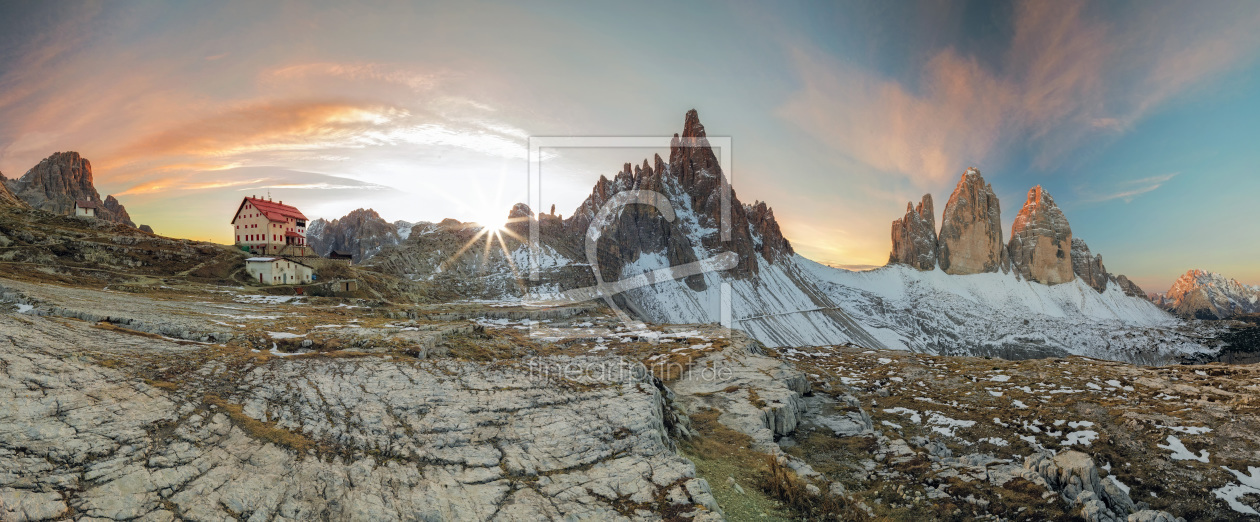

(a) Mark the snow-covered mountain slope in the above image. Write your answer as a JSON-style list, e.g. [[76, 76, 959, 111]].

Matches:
[[798, 259, 1201, 362], [615, 250, 1202, 363]]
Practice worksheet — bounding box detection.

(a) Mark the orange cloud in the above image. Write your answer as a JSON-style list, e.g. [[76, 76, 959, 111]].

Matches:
[[780, 47, 1014, 186], [113, 100, 404, 162]]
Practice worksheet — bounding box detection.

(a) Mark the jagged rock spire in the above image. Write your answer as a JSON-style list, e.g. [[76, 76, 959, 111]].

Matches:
[[889, 194, 938, 270]]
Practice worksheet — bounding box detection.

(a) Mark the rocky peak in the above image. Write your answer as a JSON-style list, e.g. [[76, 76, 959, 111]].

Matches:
[[937, 168, 1007, 275], [1008, 185, 1073, 285], [557, 110, 793, 282], [1112, 275, 1145, 299], [5, 151, 134, 226], [1160, 269, 1260, 319], [889, 194, 938, 270], [305, 208, 401, 263]]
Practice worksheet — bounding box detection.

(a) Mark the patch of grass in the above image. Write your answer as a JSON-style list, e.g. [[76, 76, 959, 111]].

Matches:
[[204, 393, 318, 456], [680, 409, 794, 521], [147, 380, 179, 392], [748, 387, 768, 409], [760, 455, 865, 521]]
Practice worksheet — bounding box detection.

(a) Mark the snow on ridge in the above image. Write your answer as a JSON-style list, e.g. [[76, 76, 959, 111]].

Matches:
[[621, 248, 1204, 361]]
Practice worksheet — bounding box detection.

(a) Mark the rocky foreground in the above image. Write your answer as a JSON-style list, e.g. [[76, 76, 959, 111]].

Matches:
[[3, 278, 1260, 521]]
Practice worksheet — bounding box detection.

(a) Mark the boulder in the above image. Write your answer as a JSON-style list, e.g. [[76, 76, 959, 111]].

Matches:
[[938, 168, 1006, 275], [1008, 185, 1074, 285], [889, 194, 938, 270]]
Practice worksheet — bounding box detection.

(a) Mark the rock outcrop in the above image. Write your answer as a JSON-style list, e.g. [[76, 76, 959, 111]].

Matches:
[[306, 208, 402, 263], [1008, 186, 1073, 285], [1072, 238, 1148, 297], [937, 168, 1007, 275], [1156, 269, 1260, 319], [3, 152, 135, 226], [138, 224, 154, 234], [1113, 275, 1145, 298], [889, 194, 938, 270], [1072, 238, 1109, 292]]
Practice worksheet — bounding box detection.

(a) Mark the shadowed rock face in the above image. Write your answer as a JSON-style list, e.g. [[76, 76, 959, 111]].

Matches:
[[3, 152, 135, 227], [889, 194, 937, 270], [1008, 186, 1073, 285], [938, 168, 1007, 275], [1112, 275, 1145, 298], [306, 208, 402, 263], [1071, 238, 1148, 298], [1071, 238, 1109, 292]]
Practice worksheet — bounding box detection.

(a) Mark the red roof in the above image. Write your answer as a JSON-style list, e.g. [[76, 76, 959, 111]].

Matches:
[[284, 230, 303, 238], [233, 197, 307, 223]]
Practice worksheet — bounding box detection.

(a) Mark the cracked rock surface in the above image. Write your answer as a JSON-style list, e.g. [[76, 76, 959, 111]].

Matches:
[[0, 313, 719, 521]]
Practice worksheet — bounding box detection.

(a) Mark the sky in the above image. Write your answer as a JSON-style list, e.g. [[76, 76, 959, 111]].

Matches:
[[1, 0, 1258, 292]]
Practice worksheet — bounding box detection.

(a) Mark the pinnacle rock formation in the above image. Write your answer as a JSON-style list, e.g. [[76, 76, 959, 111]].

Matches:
[[937, 168, 1007, 275], [556, 109, 792, 281], [889, 194, 938, 270], [1008, 186, 1073, 285], [3, 152, 135, 226]]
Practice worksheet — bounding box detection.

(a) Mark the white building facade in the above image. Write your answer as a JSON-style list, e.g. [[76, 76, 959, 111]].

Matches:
[[245, 257, 314, 286], [74, 200, 97, 218]]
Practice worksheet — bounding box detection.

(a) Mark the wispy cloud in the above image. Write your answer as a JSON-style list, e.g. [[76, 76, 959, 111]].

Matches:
[[115, 167, 391, 197], [265, 62, 446, 92], [1077, 172, 1179, 203], [780, 0, 1260, 186]]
